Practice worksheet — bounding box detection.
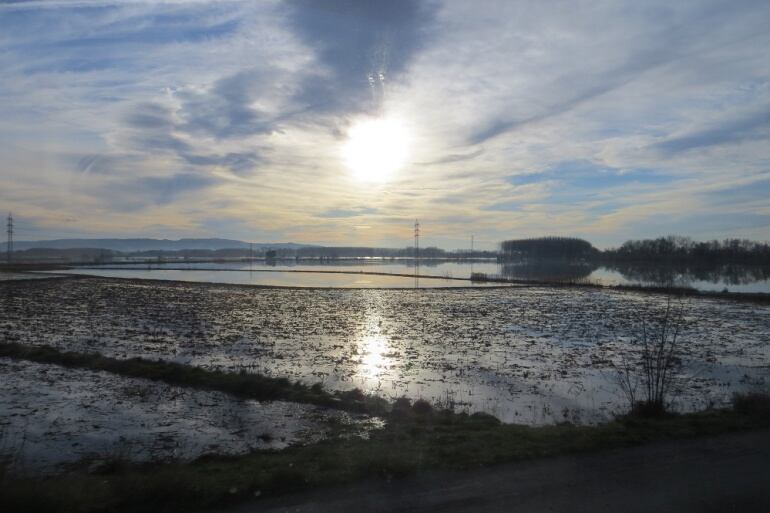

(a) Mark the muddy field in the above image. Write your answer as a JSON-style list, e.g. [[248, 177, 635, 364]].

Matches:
[[0, 272, 65, 281], [1, 277, 769, 425]]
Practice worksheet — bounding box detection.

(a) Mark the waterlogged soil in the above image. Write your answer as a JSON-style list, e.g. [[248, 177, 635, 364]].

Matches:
[[0, 358, 379, 475], [0, 272, 65, 281], [1, 278, 769, 425]]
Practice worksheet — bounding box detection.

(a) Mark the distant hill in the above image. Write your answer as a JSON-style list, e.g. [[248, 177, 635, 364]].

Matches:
[[12, 238, 314, 252]]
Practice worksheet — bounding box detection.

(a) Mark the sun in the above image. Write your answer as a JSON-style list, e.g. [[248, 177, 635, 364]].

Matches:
[[342, 117, 410, 182]]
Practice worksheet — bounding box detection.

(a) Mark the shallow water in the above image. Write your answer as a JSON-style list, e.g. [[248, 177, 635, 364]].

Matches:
[[3, 278, 768, 425], [78, 260, 770, 292], [49, 268, 507, 288], [0, 358, 379, 475], [0, 272, 66, 281]]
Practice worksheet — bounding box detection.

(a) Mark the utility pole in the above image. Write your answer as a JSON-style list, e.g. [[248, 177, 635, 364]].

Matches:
[[414, 219, 420, 262], [470, 234, 474, 274], [249, 242, 253, 272], [6, 212, 12, 264], [414, 219, 420, 288]]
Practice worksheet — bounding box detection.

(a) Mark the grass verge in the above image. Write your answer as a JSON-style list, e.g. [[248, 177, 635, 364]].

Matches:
[[2, 404, 769, 513]]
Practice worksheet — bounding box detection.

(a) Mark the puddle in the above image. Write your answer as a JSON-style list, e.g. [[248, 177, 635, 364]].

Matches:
[[0, 358, 380, 475]]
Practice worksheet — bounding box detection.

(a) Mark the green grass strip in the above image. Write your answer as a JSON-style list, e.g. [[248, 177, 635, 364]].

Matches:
[[0, 341, 387, 415]]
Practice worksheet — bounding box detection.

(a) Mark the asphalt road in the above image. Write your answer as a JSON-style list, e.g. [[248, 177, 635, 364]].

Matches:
[[218, 430, 770, 513]]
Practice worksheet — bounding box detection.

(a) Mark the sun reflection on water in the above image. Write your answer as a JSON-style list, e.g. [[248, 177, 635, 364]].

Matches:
[[360, 333, 389, 377], [355, 313, 392, 382]]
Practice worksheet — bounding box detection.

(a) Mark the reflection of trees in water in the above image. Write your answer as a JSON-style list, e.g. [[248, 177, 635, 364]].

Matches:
[[400, 259, 442, 269], [607, 263, 770, 286], [498, 260, 770, 286], [291, 259, 449, 269], [499, 261, 597, 282]]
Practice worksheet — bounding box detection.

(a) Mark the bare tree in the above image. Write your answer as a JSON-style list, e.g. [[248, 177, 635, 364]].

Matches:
[[614, 296, 686, 417]]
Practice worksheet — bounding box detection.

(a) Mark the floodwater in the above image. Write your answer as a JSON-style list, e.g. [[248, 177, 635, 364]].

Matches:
[[73, 259, 770, 293], [49, 267, 508, 288], [0, 357, 380, 475], [0, 272, 66, 281], [3, 278, 768, 426]]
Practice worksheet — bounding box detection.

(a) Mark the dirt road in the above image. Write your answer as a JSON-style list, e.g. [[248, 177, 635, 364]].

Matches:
[[219, 430, 770, 513]]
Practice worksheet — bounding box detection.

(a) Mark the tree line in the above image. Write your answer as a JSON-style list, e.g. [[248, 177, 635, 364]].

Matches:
[[500, 235, 770, 266], [9, 245, 498, 263], [604, 236, 770, 265], [500, 237, 599, 261]]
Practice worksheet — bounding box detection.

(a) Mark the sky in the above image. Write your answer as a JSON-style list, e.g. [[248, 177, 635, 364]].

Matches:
[[1, 0, 769, 250]]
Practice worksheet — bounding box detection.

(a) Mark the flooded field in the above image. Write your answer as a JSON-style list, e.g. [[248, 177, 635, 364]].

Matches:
[[47, 268, 505, 288], [2, 277, 768, 427], [0, 357, 378, 475], [75, 259, 770, 292], [0, 272, 66, 282]]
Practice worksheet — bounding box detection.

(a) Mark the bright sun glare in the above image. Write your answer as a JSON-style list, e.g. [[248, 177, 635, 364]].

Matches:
[[343, 117, 409, 182]]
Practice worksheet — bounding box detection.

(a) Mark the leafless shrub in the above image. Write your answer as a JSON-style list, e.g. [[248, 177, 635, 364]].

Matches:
[[614, 296, 687, 417], [732, 391, 770, 420]]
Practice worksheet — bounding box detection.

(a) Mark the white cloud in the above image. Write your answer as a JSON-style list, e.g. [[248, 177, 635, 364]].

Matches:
[[1, 0, 769, 247]]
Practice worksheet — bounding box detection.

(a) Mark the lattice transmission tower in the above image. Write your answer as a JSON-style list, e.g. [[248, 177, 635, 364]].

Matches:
[[6, 212, 12, 264], [414, 219, 420, 261]]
